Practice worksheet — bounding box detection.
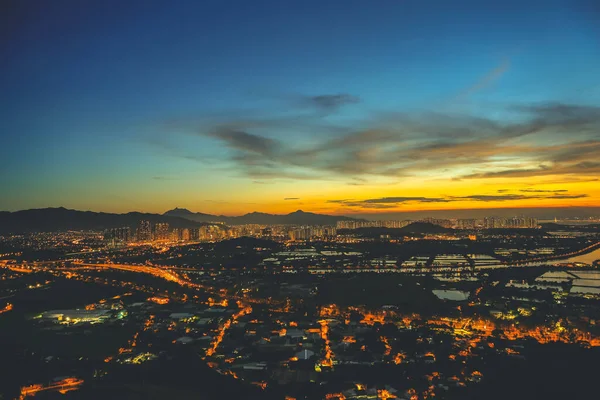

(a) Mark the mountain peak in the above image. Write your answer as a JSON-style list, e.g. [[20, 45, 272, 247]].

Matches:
[[165, 207, 193, 214], [163, 208, 359, 225]]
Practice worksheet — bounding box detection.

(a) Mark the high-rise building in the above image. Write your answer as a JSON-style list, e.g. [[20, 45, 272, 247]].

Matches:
[[104, 227, 131, 246], [311, 227, 325, 238], [154, 223, 170, 241], [456, 219, 476, 229], [136, 220, 152, 241], [289, 228, 310, 241], [199, 225, 224, 241], [483, 216, 538, 229], [337, 220, 410, 230], [383, 220, 410, 228], [336, 220, 354, 229], [181, 228, 190, 241], [189, 228, 200, 241], [261, 227, 273, 238]]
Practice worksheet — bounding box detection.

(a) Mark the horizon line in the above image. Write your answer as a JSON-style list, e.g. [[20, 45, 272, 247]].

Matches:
[[2, 204, 599, 218]]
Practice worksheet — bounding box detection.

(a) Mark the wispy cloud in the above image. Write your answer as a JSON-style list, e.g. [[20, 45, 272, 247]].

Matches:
[[362, 197, 453, 204], [207, 127, 278, 156], [519, 188, 568, 193], [458, 58, 511, 99], [303, 94, 360, 114], [328, 192, 589, 210], [169, 94, 600, 184], [453, 194, 588, 201], [284, 197, 300, 200]]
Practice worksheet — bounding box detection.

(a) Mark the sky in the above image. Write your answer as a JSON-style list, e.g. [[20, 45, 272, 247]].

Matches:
[[1, 0, 599, 216]]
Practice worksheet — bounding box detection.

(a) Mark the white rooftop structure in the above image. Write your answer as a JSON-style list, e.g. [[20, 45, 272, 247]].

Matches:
[[432, 289, 470, 301], [295, 349, 315, 360], [169, 312, 195, 319], [175, 336, 194, 344]]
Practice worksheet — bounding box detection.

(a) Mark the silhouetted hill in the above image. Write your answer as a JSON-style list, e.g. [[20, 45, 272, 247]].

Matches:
[[164, 208, 360, 225], [163, 207, 219, 222], [399, 222, 453, 234], [339, 223, 452, 238], [540, 222, 600, 231], [0, 207, 213, 234], [540, 223, 565, 230]]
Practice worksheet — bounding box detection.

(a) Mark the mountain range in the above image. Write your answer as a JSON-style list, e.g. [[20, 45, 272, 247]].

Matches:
[[0, 207, 360, 234], [0, 207, 210, 235], [163, 207, 359, 225]]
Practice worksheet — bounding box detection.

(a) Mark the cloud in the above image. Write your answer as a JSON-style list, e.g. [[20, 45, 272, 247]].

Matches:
[[247, 90, 360, 115], [327, 199, 355, 204], [453, 194, 531, 201], [284, 197, 300, 200], [304, 94, 360, 113], [327, 192, 589, 209], [453, 193, 588, 201], [362, 197, 454, 204], [550, 194, 590, 199], [328, 197, 455, 209], [519, 189, 568, 193], [461, 156, 600, 180], [184, 98, 600, 183], [575, 161, 600, 169], [458, 58, 510, 99], [207, 127, 279, 156], [515, 103, 600, 125]]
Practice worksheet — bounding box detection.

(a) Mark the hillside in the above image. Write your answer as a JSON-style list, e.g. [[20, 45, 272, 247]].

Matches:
[[0, 207, 212, 234], [398, 222, 453, 234], [164, 208, 359, 225]]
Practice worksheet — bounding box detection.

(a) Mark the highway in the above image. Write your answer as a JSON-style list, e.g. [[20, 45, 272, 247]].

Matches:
[[19, 378, 84, 399], [508, 241, 600, 266]]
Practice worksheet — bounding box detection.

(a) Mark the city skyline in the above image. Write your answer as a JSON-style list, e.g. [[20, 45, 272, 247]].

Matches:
[[2, 204, 600, 220], [2, 1, 600, 215], [2, 2, 599, 399]]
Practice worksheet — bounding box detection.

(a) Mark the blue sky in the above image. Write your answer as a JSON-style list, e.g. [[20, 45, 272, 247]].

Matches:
[[1, 0, 599, 214]]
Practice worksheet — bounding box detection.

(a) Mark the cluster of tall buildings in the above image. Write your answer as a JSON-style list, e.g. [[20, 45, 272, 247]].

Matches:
[[336, 219, 456, 229], [336, 220, 411, 229], [288, 226, 337, 241], [154, 223, 170, 241], [228, 224, 270, 238], [136, 220, 152, 241], [103, 215, 540, 246], [337, 216, 539, 230], [456, 219, 477, 229], [482, 216, 538, 229], [104, 227, 132, 245], [104, 221, 229, 246]]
